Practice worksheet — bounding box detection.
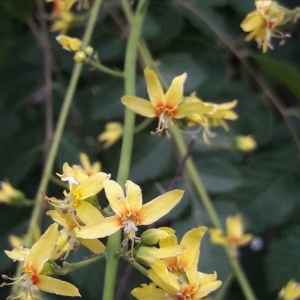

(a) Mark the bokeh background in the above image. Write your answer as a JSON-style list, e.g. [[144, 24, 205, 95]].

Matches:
[[0, 0, 300, 299]]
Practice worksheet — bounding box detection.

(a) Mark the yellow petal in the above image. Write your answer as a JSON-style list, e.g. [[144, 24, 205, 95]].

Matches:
[[148, 259, 180, 293], [25, 223, 58, 273], [46, 210, 69, 228], [5, 247, 30, 262], [179, 227, 207, 269], [76, 215, 121, 239], [144, 68, 164, 107], [131, 283, 166, 300], [195, 280, 222, 298], [165, 73, 187, 107], [76, 201, 104, 225], [80, 238, 105, 254], [227, 214, 243, 239], [238, 234, 254, 246], [176, 101, 213, 119], [76, 172, 108, 199], [103, 180, 127, 215], [209, 229, 228, 245], [125, 180, 143, 212], [241, 11, 264, 32], [159, 234, 178, 248], [121, 96, 156, 117], [139, 190, 184, 225], [37, 275, 81, 296]]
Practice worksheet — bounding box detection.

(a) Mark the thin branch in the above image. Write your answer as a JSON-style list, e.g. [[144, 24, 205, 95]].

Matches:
[[168, 134, 197, 191]]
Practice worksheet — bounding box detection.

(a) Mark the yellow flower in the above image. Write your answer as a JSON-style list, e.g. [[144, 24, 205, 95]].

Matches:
[[241, 0, 286, 53], [132, 227, 222, 300], [279, 280, 300, 300], [2, 223, 81, 298], [0, 182, 26, 205], [235, 135, 257, 152], [181, 94, 238, 138], [205, 100, 238, 131], [121, 68, 206, 135], [48, 163, 109, 225], [79, 152, 102, 176], [98, 122, 123, 149], [76, 180, 184, 245], [210, 214, 253, 247], [159, 227, 207, 272]]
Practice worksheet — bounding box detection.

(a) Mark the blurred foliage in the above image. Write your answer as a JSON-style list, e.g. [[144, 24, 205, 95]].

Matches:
[[0, 0, 300, 299]]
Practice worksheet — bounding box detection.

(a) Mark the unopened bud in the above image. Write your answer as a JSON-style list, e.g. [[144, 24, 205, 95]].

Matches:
[[140, 228, 170, 246], [74, 51, 87, 63]]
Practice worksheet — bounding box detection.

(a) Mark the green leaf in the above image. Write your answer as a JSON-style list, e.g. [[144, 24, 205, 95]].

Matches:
[[195, 158, 241, 193], [253, 54, 300, 99], [0, 0, 34, 20], [145, 2, 183, 51], [158, 53, 208, 93], [221, 146, 300, 233], [129, 134, 173, 183], [265, 225, 300, 291], [91, 78, 125, 121]]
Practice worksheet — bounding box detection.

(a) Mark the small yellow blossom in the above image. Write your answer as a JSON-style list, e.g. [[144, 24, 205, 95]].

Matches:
[[98, 122, 123, 149], [0, 182, 26, 205], [279, 280, 300, 300], [241, 0, 288, 53], [121, 68, 207, 135], [132, 227, 222, 300], [2, 223, 81, 298], [235, 135, 257, 152], [48, 162, 109, 224], [79, 153, 101, 176], [76, 180, 184, 248], [210, 214, 253, 247]]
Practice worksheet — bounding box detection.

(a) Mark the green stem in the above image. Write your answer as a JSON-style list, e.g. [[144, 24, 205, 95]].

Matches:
[[12, 0, 103, 296], [88, 59, 125, 79], [127, 259, 148, 277], [101, 1, 149, 300], [134, 118, 153, 134]]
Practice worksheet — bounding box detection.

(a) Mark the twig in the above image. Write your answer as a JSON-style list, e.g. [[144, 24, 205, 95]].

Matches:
[[168, 134, 197, 190]]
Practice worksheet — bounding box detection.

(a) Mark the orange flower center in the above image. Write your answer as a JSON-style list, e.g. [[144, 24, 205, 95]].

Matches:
[[155, 103, 176, 118], [228, 236, 241, 244], [23, 263, 39, 285]]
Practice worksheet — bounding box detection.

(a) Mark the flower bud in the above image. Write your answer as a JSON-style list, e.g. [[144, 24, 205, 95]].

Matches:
[[74, 51, 87, 63], [140, 228, 171, 246], [84, 46, 94, 57], [234, 135, 257, 152]]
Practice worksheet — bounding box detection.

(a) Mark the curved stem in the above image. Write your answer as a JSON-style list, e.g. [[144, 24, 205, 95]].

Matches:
[[134, 118, 153, 134], [12, 0, 103, 296], [87, 59, 125, 79], [101, 1, 149, 300]]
